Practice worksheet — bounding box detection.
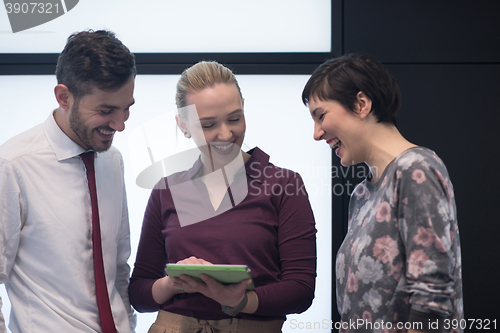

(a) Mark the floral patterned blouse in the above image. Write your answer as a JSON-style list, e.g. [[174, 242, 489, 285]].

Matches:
[[336, 147, 463, 333]]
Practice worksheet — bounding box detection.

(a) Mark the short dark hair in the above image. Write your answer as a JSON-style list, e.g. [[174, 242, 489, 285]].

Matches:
[[56, 30, 136, 100], [302, 53, 401, 126]]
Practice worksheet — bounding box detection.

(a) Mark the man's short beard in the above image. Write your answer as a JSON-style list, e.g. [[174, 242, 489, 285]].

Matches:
[[69, 101, 111, 152]]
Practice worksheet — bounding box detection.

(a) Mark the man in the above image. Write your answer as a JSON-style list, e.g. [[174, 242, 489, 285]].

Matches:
[[0, 30, 137, 332]]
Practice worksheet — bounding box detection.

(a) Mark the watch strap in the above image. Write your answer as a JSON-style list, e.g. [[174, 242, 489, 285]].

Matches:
[[221, 293, 248, 316]]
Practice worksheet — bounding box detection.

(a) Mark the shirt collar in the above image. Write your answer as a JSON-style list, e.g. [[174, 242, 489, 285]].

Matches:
[[245, 147, 269, 184], [185, 156, 204, 179], [43, 110, 87, 161]]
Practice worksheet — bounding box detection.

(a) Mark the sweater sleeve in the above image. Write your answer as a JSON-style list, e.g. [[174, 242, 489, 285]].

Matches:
[[252, 173, 317, 316], [128, 184, 168, 312], [397, 155, 460, 320]]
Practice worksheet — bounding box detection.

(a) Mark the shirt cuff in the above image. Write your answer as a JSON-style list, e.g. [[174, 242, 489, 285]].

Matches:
[[408, 309, 447, 333]]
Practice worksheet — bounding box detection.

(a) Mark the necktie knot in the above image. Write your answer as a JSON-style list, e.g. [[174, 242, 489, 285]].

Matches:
[[80, 151, 95, 172]]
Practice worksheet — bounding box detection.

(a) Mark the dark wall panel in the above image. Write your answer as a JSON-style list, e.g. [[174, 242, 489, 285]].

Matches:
[[344, 0, 500, 63]]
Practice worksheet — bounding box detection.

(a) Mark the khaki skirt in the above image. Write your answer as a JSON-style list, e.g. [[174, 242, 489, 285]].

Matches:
[[148, 310, 284, 333]]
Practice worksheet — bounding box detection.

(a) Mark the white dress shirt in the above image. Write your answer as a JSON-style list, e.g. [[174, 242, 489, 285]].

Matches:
[[0, 112, 136, 332]]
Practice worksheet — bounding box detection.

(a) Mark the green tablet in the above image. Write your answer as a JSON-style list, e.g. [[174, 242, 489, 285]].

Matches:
[[165, 264, 254, 291]]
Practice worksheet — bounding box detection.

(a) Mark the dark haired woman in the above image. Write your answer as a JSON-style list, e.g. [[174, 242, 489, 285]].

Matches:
[[303, 54, 463, 332]]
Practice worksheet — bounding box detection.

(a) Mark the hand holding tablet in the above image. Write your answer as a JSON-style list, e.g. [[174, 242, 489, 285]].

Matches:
[[165, 264, 254, 291]]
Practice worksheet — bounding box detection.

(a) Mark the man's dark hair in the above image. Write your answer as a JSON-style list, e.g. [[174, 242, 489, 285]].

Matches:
[[56, 30, 136, 100], [302, 53, 401, 126]]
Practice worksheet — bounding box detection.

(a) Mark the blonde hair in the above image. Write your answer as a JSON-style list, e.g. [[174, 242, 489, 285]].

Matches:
[[175, 61, 243, 115]]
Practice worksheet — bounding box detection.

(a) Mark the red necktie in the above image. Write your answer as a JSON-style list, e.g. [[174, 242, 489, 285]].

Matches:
[[80, 151, 117, 333]]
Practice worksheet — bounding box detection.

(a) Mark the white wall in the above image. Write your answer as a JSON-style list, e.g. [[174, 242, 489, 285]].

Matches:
[[0, 74, 332, 332], [0, 0, 331, 53]]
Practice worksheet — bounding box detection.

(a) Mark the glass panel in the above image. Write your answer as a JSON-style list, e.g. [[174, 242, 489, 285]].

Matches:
[[0, 74, 332, 332], [0, 0, 331, 53]]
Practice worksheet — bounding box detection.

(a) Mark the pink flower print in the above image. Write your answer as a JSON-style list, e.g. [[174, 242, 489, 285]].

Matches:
[[434, 169, 445, 186], [351, 238, 360, 256], [450, 229, 454, 246], [396, 170, 403, 179], [434, 236, 447, 252], [375, 201, 392, 222], [362, 311, 372, 322], [402, 197, 408, 205], [347, 269, 358, 293], [354, 184, 367, 199], [428, 301, 441, 309], [388, 261, 403, 281], [447, 180, 455, 199], [413, 227, 436, 247], [433, 154, 444, 165], [339, 322, 349, 333], [381, 176, 388, 187], [373, 235, 399, 264], [434, 168, 454, 199], [412, 169, 426, 184], [408, 249, 430, 278]]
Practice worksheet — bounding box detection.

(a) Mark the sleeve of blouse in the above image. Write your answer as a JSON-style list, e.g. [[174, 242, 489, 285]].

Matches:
[[253, 172, 317, 316], [128, 183, 169, 312], [396, 154, 461, 319]]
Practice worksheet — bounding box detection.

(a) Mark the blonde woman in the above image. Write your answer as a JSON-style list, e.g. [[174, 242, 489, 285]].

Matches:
[[129, 61, 317, 333]]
